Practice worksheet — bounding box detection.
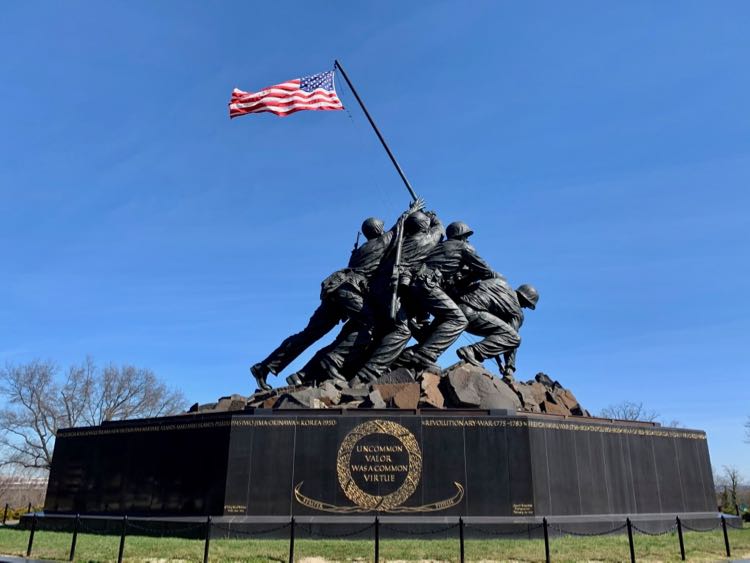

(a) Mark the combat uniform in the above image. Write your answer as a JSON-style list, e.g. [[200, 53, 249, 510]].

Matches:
[[455, 276, 524, 372], [354, 212, 445, 381], [403, 239, 494, 366]]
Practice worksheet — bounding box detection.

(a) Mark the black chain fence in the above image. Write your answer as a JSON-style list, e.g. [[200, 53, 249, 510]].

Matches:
[[4, 510, 745, 563], [213, 521, 291, 537], [381, 521, 460, 536], [630, 522, 678, 536], [467, 522, 544, 537], [303, 521, 374, 538], [551, 522, 628, 536]]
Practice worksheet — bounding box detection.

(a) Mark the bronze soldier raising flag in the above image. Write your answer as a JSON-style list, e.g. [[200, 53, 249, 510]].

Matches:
[[234, 62, 539, 390]]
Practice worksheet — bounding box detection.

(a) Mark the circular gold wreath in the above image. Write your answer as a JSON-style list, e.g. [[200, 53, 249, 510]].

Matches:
[[336, 419, 422, 511]]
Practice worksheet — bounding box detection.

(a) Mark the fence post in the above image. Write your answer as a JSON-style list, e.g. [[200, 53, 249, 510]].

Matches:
[[543, 517, 550, 563], [26, 513, 37, 557], [374, 516, 379, 563], [288, 516, 295, 563], [117, 515, 127, 563], [2, 503, 7, 525], [626, 518, 635, 563], [676, 516, 685, 561], [69, 514, 80, 561], [459, 517, 464, 563], [721, 515, 731, 557], [27, 502, 32, 514], [736, 504, 741, 517], [203, 516, 212, 563]]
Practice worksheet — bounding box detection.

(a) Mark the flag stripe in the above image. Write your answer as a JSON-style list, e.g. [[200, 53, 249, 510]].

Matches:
[[231, 84, 301, 100], [233, 104, 341, 118], [230, 101, 343, 118]]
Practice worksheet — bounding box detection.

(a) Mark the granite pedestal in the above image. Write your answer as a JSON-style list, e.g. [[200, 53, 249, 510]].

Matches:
[[43, 409, 718, 535]]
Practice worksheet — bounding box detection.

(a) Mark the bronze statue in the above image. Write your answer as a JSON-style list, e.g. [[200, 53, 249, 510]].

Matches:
[[392, 221, 494, 372], [250, 200, 539, 391], [455, 277, 539, 380], [352, 210, 445, 382]]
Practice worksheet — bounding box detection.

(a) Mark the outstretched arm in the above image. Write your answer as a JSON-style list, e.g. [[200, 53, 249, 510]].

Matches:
[[424, 210, 445, 243]]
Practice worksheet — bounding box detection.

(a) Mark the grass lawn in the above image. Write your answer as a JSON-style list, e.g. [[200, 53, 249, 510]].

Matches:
[[0, 524, 748, 562]]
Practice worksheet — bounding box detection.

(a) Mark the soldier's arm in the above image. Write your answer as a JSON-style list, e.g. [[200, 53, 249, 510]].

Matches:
[[462, 246, 494, 280], [424, 211, 445, 243]]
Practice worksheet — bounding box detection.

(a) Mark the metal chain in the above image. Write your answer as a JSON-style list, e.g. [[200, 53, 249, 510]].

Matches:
[[212, 521, 291, 536], [467, 523, 544, 537], [304, 522, 374, 538], [680, 521, 721, 533], [631, 522, 678, 536], [381, 522, 460, 536], [552, 523, 628, 537], [77, 519, 118, 535], [126, 520, 205, 535]]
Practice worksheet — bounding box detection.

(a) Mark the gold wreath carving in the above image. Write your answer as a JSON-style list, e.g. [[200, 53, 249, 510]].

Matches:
[[336, 419, 422, 511], [294, 480, 465, 514], [293, 419, 465, 513]]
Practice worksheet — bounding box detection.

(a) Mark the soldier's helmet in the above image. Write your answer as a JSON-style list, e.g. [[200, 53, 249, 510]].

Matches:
[[361, 217, 385, 240], [405, 211, 430, 234], [446, 221, 474, 240], [516, 284, 539, 310]]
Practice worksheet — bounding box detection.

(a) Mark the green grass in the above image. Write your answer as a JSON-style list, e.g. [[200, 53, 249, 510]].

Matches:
[[0, 524, 748, 562]]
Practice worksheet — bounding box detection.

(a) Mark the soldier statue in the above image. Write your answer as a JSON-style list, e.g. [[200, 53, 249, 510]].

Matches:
[[390, 221, 495, 372], [352, 210, 449, 382], [454, 276, 539, 380]]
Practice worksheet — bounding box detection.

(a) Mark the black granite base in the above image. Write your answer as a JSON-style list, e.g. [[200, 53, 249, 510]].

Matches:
[[44, 410, 717, 527]]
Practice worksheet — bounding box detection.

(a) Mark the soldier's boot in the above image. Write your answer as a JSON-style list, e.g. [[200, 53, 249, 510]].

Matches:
[[393, 347, 416, 369], [355, 366, 381, 384], [399, 349, 441, 376], [285, 373, 304, 386], [250, 363, 273, 391], [456, 346, 482, 367], [349, 375, 369, 389]]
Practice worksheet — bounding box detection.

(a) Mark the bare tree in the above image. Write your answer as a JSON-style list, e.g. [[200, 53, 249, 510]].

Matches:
[[722, 465, 743, 509], [0, 360, 59, 471], [0, 358, 186, 472], [599, 401, 659, 422]]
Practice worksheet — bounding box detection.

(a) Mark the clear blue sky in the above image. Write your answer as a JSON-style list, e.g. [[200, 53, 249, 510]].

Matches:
[[1, 1, 748, 477]]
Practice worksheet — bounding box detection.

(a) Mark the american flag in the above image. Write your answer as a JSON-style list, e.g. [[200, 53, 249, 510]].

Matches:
[[229, 70, 344, 118]]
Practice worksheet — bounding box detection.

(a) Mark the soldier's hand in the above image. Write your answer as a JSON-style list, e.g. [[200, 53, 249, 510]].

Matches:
[[409, 197, 425, 213]]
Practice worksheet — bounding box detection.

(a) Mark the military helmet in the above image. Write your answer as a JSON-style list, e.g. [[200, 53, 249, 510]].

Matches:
[[361, 217, 385, 240], [446, 221, 474, 240], [405, 211, 430, 234], [516, 284, 539, 310]]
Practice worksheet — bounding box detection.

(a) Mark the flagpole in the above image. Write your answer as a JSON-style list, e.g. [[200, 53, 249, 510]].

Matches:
[[334, 60, 419, 202]]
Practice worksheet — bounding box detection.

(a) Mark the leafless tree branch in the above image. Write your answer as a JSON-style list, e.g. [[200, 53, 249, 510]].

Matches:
[[0, 358, 186, 472], [599, 400, 659, 422]]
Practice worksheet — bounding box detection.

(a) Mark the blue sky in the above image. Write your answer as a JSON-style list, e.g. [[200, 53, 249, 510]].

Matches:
[[1, 1, 748, 477]]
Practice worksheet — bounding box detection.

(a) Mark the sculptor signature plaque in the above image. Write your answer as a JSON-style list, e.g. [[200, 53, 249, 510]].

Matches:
[[294, 419, 464, 513]]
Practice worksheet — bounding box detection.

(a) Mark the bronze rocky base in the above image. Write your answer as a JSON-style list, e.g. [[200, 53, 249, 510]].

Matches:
[[186, 363, 590, 416]]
